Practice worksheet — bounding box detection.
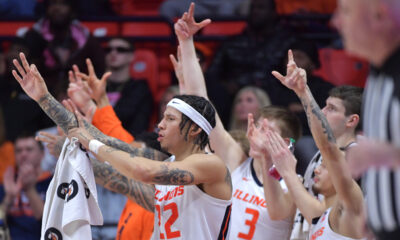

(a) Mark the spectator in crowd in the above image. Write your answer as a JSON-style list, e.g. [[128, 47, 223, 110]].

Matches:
[[68, 38, 153, 136], [229, 86, 271, 131], [0, 38, 53, 141], [0, 133, 52, 240], [0, 39, 30, 105], [103, 38, 153, 136], [159, 0, 248, 20], [23, 0, 105, 96], [206, 0, 295, 124]]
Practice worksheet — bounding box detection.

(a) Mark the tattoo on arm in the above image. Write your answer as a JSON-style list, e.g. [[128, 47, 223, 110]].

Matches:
[[300, 96, 336, 143], [37, 93, 166, 161], [80, 120, 165, 160], [91, 158, 155, 212], [153, 165, 194, 185], [38, 93, 78, 134]]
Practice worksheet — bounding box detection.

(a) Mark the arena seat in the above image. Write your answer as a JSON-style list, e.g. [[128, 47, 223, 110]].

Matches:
[[121, 21, 173, 40], [109, 0, 164, 16], [201, 20, 247, 37], [314, 48, 369, 87], [81, 22, 120, 37], [130, 48, 170, 131], [0, 21, 34, 37], [130, 49, 159, 94]]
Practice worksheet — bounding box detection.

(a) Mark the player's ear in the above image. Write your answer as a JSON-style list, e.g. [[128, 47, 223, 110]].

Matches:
[[189, 125, 202, 137]]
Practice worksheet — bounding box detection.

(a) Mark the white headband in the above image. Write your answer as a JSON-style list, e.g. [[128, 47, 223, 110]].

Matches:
[[167, 98, 213, 135]]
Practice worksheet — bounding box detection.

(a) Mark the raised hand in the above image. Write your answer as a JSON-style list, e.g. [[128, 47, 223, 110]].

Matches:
[[68, 65, 97, 122], [264, 130, 297, 177], [170, 46, 186, 93], [62, 99, 92, 124], [174, 3, 211, 41], [36, 131, 66, 158], [3, 167, 21, 198], [272, 50, 307, 95], [247, 113, 269, 160], [77, 58, 112, 104], [12, 52, 48, 101]]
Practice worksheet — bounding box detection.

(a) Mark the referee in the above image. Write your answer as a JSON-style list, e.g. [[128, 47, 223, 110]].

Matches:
[[333, 0, 400, 239]]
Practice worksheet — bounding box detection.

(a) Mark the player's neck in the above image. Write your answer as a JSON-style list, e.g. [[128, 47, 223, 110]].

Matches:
[[173, 143, 203, 162], [324, 193, 337, 209], [336, 132, 356, 150]]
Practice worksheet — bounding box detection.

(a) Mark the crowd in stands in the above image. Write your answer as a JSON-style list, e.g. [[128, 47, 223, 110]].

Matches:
[[1, 0, 392, 239]]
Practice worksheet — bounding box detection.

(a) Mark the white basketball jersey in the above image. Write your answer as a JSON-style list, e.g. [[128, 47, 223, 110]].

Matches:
[[151, 156, 232, 240], [309, 208, 366, 240], [229, 158, 292, 240]]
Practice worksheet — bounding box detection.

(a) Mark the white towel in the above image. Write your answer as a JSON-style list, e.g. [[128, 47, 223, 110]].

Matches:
[[41, 138, 103, 240]]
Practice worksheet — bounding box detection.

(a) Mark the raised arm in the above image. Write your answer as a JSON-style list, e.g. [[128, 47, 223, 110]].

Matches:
[[272, 50, 363, 215], [264, 130, 326, 224], [173, 3, 246, 171], [12, 53, 164, 161], [247, 114, 296, 220], [69, 112, 228, 188]]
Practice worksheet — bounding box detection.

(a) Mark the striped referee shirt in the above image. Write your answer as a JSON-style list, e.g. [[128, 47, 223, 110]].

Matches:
[[363, 47, 400, 240]]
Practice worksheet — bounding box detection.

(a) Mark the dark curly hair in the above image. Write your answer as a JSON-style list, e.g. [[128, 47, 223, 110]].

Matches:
[[173, 95, 216, 151]]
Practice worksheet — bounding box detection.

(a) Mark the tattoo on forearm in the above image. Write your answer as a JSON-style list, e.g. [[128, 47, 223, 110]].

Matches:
[[154, 165, 194, 185], [92, 158, 155, 212], [300, 96, 336, 143], [129, 147, 156, 160], [37, 93, 166, 161], [80, 120, 166, 161], [38, 93, 78, 134]]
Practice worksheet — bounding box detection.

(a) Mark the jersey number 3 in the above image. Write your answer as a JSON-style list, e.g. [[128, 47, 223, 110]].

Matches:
[[156, 203, 181, 239], [238, 208, 259, 239]]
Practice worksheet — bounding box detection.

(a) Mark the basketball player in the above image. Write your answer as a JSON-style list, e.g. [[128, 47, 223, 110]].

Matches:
[[12, 53, 233, 239], [171, 3, 301, 239], [262, 52, 366, 240]]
